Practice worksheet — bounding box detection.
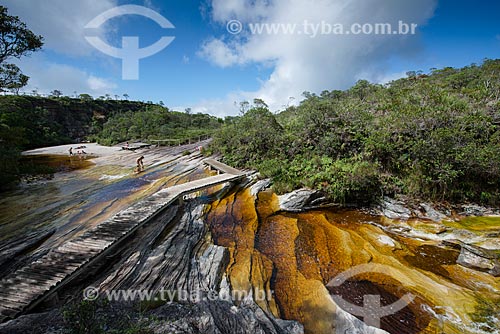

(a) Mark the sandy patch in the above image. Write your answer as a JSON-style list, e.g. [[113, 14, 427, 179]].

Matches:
[[22, 140, 210, 169], [23, 143, 123, 157]]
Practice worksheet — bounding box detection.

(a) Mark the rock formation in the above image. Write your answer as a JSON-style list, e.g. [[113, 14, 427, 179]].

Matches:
[[1, 150, 499, 334]]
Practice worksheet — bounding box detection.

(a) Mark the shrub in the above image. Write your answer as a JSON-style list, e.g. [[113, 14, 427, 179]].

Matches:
[[63, 299, 104, 334]]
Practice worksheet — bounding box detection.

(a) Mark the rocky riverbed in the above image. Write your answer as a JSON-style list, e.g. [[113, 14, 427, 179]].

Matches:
[[0, 144, 499, 334], [205, 184, 499, 334]]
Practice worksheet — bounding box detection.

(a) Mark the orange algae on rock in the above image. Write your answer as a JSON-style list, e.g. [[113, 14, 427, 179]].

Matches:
[[206, 188, 280, 315], [206, 186, 500, 334]]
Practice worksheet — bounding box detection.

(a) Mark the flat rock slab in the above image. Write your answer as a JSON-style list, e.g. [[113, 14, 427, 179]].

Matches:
[[0, 169, 244, 323]]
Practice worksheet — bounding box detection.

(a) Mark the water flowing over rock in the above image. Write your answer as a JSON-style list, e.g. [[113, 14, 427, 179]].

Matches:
[[0, 147, 303, 333], [208, 185, 500, 334], [0, 198, 303, 334], [91, 195, 303, 333]]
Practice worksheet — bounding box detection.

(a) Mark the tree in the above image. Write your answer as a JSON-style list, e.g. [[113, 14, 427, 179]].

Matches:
[[302, 91, 316, 99], [349, 80, 376, 101], [78, 93, 93, 101], [123, 93, 129, 100], [0, 6, 43, 92], [253, 98, 268, 109], [236, 101, 250, 114], [0, 63, 28, 94], [50, 89, 62, 97], [406, 71, 417, 78]]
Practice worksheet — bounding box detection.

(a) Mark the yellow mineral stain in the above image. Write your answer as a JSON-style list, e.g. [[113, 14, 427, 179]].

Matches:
[[207, 187, 500, 334], [443, 216, 500, 233]]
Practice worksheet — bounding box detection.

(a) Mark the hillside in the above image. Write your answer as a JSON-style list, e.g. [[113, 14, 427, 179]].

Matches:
[[209, 59, 500, 205], [0, 96, 153, 149]]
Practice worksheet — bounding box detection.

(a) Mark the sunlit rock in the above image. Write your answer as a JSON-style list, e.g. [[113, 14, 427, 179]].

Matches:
[[457, 244, 500, 276], [250, 178, 272, 197], [418, 203, 447, 222], [378, 197, 412, 220], [278, 188, 327, 212], [459, 204, 489, 216], [208, 184, 500, 334]]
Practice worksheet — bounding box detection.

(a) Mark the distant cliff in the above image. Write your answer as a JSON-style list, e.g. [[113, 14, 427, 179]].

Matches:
[[0, 95, 152, 149], [0, 95, 221, 188]]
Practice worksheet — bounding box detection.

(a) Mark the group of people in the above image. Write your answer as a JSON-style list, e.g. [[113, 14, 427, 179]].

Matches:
[[68, 146, 87, 156], [69, 145, 145, 174]]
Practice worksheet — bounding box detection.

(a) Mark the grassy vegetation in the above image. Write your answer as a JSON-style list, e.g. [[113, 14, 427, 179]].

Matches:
[[63, 299, 153, 334], [63, 300, 103, 334], [92, 106, 222, 146], [209, 59, 500, 205]]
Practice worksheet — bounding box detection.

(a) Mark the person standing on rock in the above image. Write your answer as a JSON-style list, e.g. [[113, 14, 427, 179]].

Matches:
[[135, 156, 145, 173], [69, 147, 73, 156]]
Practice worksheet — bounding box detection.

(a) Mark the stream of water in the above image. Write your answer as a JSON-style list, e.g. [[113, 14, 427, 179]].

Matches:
[[0, 152, 206, 253], [207, 187, 500, 334], [0, 152, 498, 334]]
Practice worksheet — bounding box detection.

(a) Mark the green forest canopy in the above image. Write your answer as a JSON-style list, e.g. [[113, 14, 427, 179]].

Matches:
[[209, 59, 500, 205]]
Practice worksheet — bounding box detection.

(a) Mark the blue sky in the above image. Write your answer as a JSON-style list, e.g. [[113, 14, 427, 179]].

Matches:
[[394, 0, 500, 73], [3, 0, 500, 116]]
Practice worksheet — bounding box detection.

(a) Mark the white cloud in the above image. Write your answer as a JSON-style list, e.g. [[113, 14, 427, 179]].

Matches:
[[143, 0, 160, 11], [190, 89, 296, 118], [2, 0, 118, 56], [198, 38, 241, 67], [209, 0, 273, 23], [199, 0, 438, 114], [16, 55, 116, 97], [191, 93, 245, 118], [357, 70, 408, 85], [87, 75, 116, 92]]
